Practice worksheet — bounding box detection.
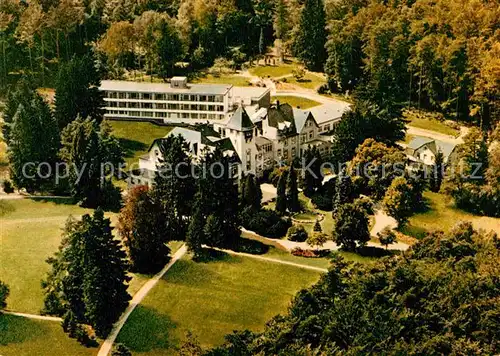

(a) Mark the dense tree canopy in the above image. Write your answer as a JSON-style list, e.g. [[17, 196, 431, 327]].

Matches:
[[207, 222, 500, 355], [325, 0, 500, 128], [42, 209, 131, 338]]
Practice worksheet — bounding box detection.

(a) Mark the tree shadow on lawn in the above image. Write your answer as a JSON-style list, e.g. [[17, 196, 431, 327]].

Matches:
[[0, 314, 54, 346], [117, 305, 178, 353], [29, 197, 75, 205], [356, 246, 400, 257], [117, 138, 148, 160], [194, 248, 243, 264]]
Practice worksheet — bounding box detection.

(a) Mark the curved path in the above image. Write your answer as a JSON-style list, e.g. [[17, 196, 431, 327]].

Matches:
[[1, 310, 62, 322], [208, 246, 328, 273], [97, 244, 187, 356]]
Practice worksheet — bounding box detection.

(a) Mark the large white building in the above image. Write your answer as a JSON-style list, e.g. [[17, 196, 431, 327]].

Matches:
[[100, 77, 271, 124], [131, 100, 350, 186]]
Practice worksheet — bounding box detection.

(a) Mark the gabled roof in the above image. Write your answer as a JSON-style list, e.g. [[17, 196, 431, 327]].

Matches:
[[407, 136, 458, 161], [267, 103, 294, 129], [292, 108, 317, 133], [408, 136, 434, 150], [225, 106, 254, 131]]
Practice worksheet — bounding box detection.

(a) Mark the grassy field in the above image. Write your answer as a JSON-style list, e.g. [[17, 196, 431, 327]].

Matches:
[[286, 72, 326, 90], [0, 314, 98, 356], [271, 95, 321, 109], [407, 117, 459, 136], [249, 64, 297, 78], [401, 191, 500, 239], [0, 199, 106, 313], [192, 73, 251, 87], [116, 253, 321, 354], [107, 120, 173, 167]]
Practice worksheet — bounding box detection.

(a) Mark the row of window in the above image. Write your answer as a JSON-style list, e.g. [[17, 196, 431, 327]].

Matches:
[[106, 91, 225, 103], [106, 101, 225, 112], [105, 110, 224, 120], [318, 124, 331, 132]]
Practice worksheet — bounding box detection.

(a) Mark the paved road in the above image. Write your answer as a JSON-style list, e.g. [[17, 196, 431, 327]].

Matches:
[[406, 126, 465, 145], [97, 244, 187, 356]]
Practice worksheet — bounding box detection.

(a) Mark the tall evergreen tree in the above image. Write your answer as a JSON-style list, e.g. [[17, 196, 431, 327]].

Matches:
[[275, 170, 287, 215], [117, 185, 171, 273], [8, 93, 60, 192], [429, 150, 444, 192], [287, 165, 300, 212], [332, 168, 353, 216], [293, 0, 326, 71], [242, 173, 261, 210], [186, 192, 205, 259], [303, 146, 315, 197], [42, 209, 131, 338], [54, 54, 104, 130], [59, 118, 123, 208], [153, 135, 195, 241], [197, 149, 240, 249], [2, 78, 35, 143]]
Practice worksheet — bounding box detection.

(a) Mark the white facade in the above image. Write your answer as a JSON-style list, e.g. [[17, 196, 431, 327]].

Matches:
[[100, 78, 270, 124], [132, 102, 337, 186]]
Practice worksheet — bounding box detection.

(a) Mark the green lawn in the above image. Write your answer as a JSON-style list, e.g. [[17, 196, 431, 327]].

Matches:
[[107, 120, 173, 168], [249, 64, 297, 78], [401, 191, 500, 239], [286, 72, 326, 90], [0, 199, 110, 313], [192, 74, 251, 87], [116, 253, 321, 354], [0, 314, 98, 356], [272, 95, 321, 109], [407, 117, 459, 136]]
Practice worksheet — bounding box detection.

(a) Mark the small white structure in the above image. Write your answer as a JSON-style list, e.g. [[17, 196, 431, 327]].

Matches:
[[405, 136, 458, 166]]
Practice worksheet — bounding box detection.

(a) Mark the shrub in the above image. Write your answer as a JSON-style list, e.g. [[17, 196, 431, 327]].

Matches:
[[240, 207, 291, 238], [317, 84, 329, 94], [287, 225, 308, 242], [291, 247, 328, 258], [2, 180, 14, 194], [0, 280, 9, 309], [311, 193, 332, 211], [354, 196, 374, 215]]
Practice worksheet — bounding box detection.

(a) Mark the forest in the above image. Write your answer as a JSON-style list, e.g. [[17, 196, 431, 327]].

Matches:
[[1, 0, 498, 129]]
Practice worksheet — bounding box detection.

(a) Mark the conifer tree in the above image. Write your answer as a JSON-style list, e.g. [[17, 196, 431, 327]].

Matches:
[[332, 169, 353, 216], [54, 54, 104, 130], [276, 170, 287, 215], [154, 134, 195, 241], [287, 165, 300, 212], [8, 93, 60, 192], [242, 173, 261, 210], [313, 219, 322, 232], [293, 0, 326, 71], [303, 147, 315, 197], [59, 118, 123, 208], [2, 78, 34, 143], [429, 150, 444, 192], [186, 192, 205, 259], [81, 209, 131, 337], [42, 210, 131, 338]]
